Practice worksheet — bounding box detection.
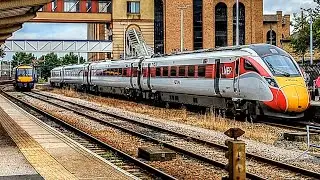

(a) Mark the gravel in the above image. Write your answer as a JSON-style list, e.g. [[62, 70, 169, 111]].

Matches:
[[14, 92, 225, 180], [34, 90, 320, 175]]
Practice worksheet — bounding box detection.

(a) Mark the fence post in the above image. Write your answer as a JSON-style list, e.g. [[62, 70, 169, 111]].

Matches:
[[223, 128, 246, 180]]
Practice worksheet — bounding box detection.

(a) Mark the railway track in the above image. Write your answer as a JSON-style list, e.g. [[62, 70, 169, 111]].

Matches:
[[17, 90, 320, 179], [1, 90, 176, 180]]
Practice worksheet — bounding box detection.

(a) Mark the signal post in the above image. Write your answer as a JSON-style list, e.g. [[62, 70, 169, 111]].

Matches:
[[224, 128, 246, 180]]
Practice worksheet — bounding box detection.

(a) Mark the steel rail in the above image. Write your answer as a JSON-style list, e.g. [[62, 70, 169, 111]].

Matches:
[[1, 90, 176, 180], [29, 90, 320, 179], [24, 91, 265, 179]]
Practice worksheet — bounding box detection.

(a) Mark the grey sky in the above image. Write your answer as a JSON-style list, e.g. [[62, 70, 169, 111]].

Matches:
[[264, 0, 317, 15]]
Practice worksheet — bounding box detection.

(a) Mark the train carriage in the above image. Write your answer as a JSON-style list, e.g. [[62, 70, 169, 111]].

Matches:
[[50, 44, 310, 120], [13, 65, 37, 91]]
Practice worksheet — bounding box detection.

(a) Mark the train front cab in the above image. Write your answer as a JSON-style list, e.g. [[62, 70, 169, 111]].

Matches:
[[14, 66, 36, 90], [250, 45, 310, 119]]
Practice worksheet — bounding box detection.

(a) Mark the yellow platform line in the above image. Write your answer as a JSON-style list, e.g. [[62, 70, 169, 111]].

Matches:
[[0, 107, 78, 180]]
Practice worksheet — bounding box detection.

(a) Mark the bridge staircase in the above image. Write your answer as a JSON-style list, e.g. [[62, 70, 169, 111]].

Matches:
[[126, 28, 154, 58]]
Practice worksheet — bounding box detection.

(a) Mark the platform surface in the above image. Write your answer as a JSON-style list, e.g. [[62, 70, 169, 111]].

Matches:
[[0, 94, 133, 180], [0, 121, 42, 179]]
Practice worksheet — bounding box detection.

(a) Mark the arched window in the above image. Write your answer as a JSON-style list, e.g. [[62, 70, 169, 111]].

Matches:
[[267, 30, 277, 46], [233, 3, 245, 45], [215, 3, 228, 47], [154, 0, 164, 54], [194, 0, 203, 50]]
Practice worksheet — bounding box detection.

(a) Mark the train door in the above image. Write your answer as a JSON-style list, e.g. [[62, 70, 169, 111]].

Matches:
[[233, 58, 241, 95], [214, 59, 221, 95], [137, 58, 144, 91], [130, 63, 134, 88], [147, 63, 152, 90]]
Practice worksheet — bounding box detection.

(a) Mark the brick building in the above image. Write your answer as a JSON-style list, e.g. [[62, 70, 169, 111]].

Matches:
[[87, 0, 290, 60]]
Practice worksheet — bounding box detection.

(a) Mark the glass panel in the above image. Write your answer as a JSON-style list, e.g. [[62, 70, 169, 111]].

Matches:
[[64, 0, 80, 12], [233, 3, 245, 45], [215, 3, 228, 47], [156, 67, 161, 77], [17, 68, 32, 76], [193, 0, 203, 50], [179, 66, 185, 77], [188, 66, 195, 77], [171, 66, 176, 77], [163, 67, 168, 76], [198, 65, 206, 77], [263, 55, 300, 76]]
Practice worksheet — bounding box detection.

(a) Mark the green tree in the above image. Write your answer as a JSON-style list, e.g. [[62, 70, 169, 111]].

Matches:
[[60, 52, 85, 65], [11, 52, 35, 68], [291, 13, 310, 61], [38, 53, 60, 80]]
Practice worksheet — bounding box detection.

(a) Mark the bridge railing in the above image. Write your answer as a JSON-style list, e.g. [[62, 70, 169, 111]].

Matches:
[[39, 0, 112, 13]]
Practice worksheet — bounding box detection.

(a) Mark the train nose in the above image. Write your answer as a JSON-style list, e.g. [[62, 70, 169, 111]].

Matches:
[[278, 85, 309, 113]]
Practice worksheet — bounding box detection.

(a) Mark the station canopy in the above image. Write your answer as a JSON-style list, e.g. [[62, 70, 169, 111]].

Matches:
[[0, 0, 52, 44]]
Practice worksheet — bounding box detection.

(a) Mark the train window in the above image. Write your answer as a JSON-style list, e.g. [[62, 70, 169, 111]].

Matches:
[[123, 68, 127, 77], [156, 67, 161, 77], [188, 66, 195, 77], [179, 66, 185, 77], [163, 67, 168, 76], [198, 65, 206, 77], [119, 68, 123, 76], [132, 67, 138, 77], [171, 66, 177, 77], [244, 60, 258, 72]]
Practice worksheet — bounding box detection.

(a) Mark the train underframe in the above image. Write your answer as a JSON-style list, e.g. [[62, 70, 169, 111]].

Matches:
[[50, 82, 304, 120]]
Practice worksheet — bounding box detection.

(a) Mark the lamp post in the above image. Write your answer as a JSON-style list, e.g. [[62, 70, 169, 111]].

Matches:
[[178, 5, 190, 52], [236, 0, 239, 46], [301, 8, 314, 65]]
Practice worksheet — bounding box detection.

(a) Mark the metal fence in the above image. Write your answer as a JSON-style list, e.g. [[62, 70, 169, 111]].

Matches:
[[300, 64, 320, 87]]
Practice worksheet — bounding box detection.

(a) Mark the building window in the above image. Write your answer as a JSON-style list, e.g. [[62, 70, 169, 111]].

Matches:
[[267, 30, 277, 46], [86, 0, 92, 12], [193, 0, 203, 50], [52, 0, 57, 12], [233, 3, 245, 45], [154, 0, 164, 54], [99, 0, 112, 13], [215, 3, 228, 47], [127, 1, 140, 14], [64, 0, 80, 12]]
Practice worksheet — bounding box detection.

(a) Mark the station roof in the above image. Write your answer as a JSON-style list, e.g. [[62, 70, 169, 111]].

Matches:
[[0, 0, 52, 45]]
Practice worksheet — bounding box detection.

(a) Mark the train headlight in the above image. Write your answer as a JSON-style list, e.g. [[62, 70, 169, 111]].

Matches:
[[264, 77, 279, 88]]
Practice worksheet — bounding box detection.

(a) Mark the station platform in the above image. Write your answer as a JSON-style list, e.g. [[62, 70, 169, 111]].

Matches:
[[0, 94, 134, 180]]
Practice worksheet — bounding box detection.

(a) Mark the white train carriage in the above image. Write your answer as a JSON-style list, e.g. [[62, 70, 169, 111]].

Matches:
[[50, 44, 310, 119], [50, 66, 64, 87], [88, 59, 141, 95], [63, 64, 88, 90]]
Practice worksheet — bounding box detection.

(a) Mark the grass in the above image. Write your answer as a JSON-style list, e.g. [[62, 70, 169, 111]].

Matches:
[[42, 88, 287, 144]]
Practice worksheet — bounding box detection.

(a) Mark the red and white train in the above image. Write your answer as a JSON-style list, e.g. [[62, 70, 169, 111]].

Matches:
[[50, 44, 310, 120]]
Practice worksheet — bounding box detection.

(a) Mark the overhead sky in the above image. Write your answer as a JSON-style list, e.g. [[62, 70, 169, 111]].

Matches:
[[10, 0, 318, 41], [3, 0, 318, 60]]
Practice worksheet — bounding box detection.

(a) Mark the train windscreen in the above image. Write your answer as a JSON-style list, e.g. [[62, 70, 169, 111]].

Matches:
[[263, 55, 300, 77], [17, 68, 33, 76]]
